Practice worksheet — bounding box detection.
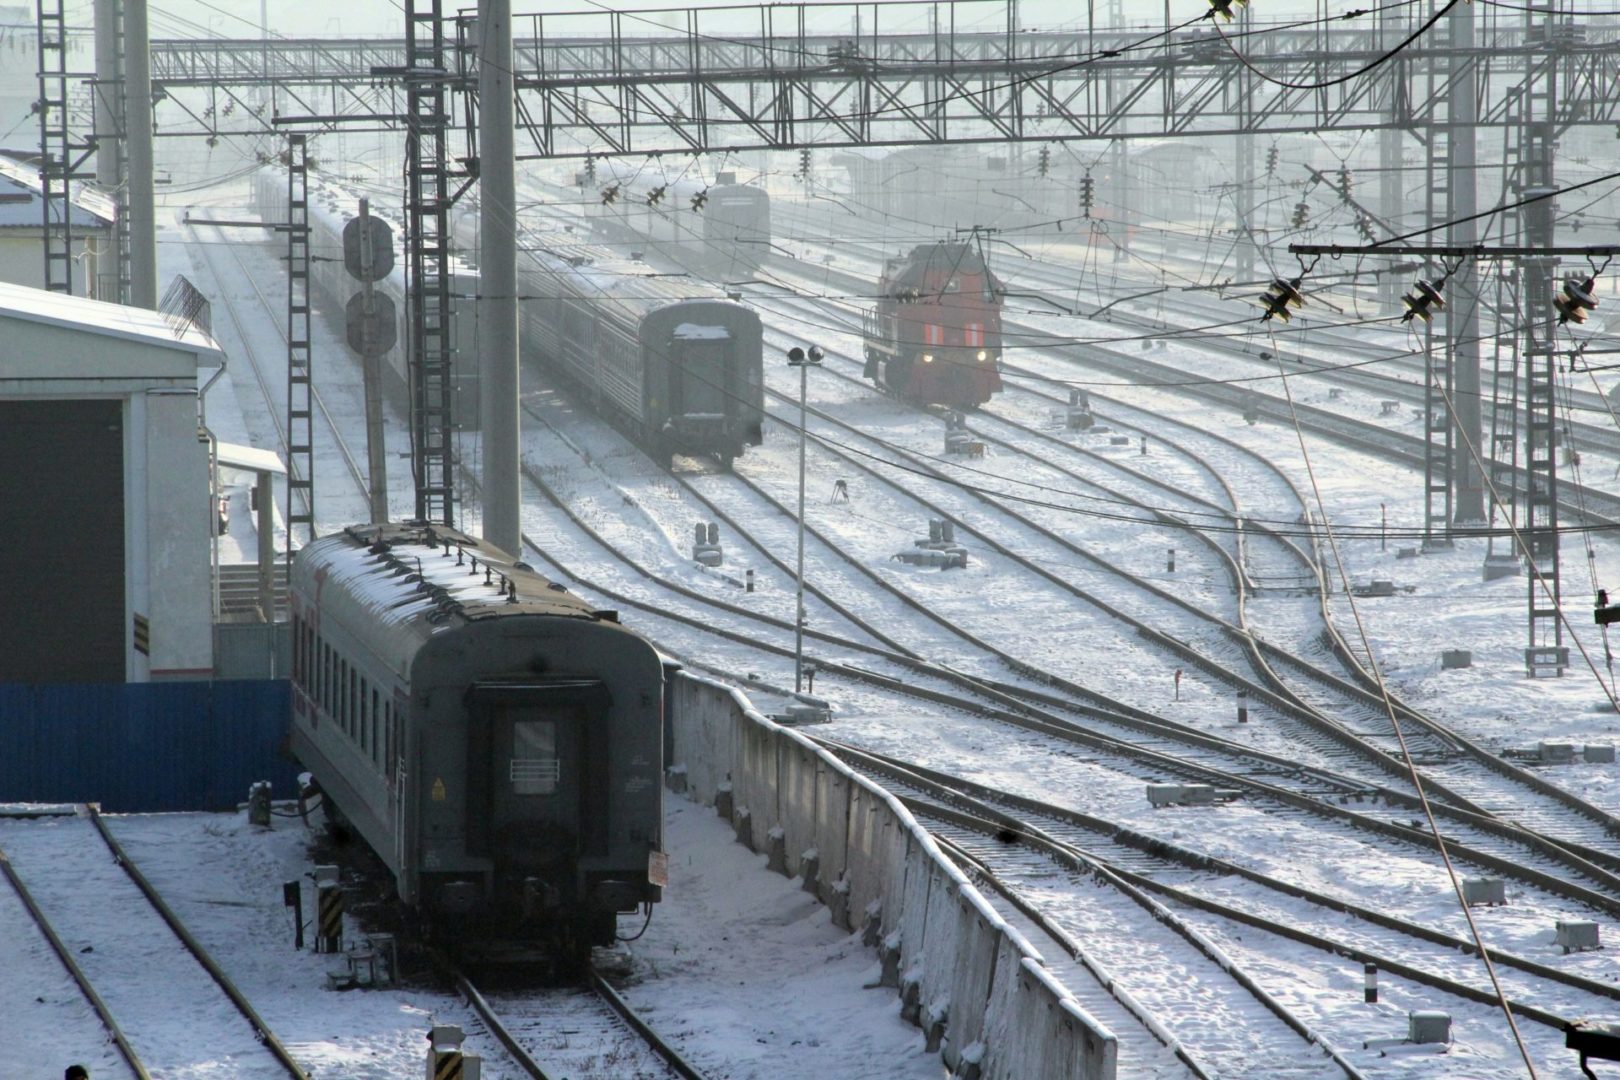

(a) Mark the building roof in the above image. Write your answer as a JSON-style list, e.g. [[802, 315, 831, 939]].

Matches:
[[0, 279, 223, 361], [217, 441, 286, 476], [0, 152, 115, 230]]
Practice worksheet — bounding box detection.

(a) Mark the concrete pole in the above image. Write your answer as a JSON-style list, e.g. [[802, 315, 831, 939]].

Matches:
[[124, 0, 156, 309], [477, 0, 520, 556], [795, 358, 808, 695], [256, 470, 275, 624], [1448, 3, 1484, 523], [1234, 132, 1255, 282], [92, 0, 123, 303]]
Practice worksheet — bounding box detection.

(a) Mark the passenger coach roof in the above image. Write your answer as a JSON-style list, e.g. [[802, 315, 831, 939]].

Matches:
[[516, 231, 740, 320], [297, 523, 602, 634]]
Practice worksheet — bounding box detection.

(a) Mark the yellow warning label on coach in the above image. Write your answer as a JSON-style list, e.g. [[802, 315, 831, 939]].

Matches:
[[433, 1050, 463, 1080], [431, 777, 447, 801]]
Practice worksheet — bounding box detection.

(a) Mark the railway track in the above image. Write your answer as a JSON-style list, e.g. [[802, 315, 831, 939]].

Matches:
[[730, 308, 1620, 871], [820, 740, 1612, 1074], [189, 218, 376, 523], [489, 362, 1620, 936], [451, 355, 1620, 1076], [767, 208, 1620, 528], [0, 806, 309, 1080], [450, 965, 708, 1079]]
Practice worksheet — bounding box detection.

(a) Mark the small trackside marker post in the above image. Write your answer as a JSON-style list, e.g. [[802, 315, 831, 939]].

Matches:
[[1173, 669, 1182, 702], [1365, 963, 1378, 1003], [746, 569, 755, 593], [1237, 690, 1249, 724], [315, 865, 342, 954], [283, 880, 304, 950], [1167, 548, 1175, 573]]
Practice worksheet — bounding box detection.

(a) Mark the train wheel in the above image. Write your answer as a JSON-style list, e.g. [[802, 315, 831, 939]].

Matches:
[[718, 449, 736, 471]]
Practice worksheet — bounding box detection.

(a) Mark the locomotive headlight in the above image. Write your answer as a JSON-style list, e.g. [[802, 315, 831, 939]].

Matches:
[[922, 353, 935, 364], [977, 350, 988, 362]]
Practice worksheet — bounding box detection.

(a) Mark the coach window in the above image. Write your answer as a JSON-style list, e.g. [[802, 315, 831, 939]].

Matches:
[[322, 642, 331, 713], [511, 720, 560, 795], [359, 677, 370, 752], [370, 688, 380, 764]]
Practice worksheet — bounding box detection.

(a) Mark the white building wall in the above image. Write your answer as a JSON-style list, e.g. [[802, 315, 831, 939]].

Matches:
[[143, 387, 212, 678], [0, 304, 217, 682], [0, 233, 111, 297]]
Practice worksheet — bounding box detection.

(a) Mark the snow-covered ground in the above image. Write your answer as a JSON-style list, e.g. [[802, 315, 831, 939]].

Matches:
[[2, 800, 940, 1079], [15, 169, 1619, 1078]]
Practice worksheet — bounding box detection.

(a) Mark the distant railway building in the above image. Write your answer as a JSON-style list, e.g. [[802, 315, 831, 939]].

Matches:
[[0, 152, 115, 298], [0, 281, 221, 682]]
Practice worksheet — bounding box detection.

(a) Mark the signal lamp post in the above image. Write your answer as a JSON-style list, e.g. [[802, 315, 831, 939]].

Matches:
[[787, 344, 825, 694]]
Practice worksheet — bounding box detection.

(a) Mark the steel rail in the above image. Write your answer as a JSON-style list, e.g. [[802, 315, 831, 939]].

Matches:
[[587, 968, 711, 1080], [84, 807, 312, 1079], [835, 739, 1620, 1008], [450, 971, 555, 1079], [757, 252, 1620, 857], [0, 818, 151, 1080], [505, 341, 1620, 913], [835, 741, 1606, 1041]]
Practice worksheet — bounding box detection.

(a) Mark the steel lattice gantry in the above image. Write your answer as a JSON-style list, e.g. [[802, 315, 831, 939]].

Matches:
[[139, 11, 1620, 150]]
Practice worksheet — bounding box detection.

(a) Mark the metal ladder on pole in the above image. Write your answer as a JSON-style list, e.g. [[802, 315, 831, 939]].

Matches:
[[1484, 87, 1525, 578], [285, 135, 316, 557], [34, 0, 93, 294], [405, 0, 456, 527], [1520, 16, 1564, 676], [1420, 19, 1453, 547]]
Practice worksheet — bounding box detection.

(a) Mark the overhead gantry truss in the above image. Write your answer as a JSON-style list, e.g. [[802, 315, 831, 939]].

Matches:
[[139, 5, 1620, 151]]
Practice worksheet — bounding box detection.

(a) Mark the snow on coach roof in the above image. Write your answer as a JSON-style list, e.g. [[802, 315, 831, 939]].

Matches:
[[0, 279, 223, 360]]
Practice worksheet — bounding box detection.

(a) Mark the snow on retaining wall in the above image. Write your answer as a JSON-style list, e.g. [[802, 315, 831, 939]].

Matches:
[[669, 672, 1118, 1080]]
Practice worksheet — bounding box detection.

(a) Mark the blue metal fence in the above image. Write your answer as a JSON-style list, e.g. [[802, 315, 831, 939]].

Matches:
[[0, 680, 298, 812]]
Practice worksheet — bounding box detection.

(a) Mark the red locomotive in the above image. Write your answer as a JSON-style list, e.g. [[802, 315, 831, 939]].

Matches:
[[862, 241, 1005, 409]]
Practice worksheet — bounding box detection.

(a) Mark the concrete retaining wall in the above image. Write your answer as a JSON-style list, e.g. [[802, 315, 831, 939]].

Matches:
[[669, 672, 1118, 1080]]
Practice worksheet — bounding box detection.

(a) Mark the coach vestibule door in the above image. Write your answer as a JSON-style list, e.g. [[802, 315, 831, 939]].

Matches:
[[468, 679, 611, 876]]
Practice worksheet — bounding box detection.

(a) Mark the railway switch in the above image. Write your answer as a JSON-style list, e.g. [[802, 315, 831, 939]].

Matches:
[[1065, 389, 1093, 431], [693, 522, 723, 567], [283, 879, 304, 950], [1461, 877, 1506, 907], [1407, 1011, 1451, 1046], [1567, 1018, 1620, 1078], [1557, 920, 1601, 954], [247, 780, 272, 828]]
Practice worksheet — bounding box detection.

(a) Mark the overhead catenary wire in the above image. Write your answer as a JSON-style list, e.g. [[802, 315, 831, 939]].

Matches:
[[1263, 344, 1543, 1080]]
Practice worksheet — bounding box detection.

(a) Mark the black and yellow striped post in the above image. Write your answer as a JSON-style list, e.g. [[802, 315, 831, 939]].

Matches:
[[426, 1025, 479, 1080], [432, 1049, 463, 1080], [314, 865, 342, 954]]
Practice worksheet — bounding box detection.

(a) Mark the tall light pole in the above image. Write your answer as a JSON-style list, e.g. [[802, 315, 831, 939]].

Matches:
[[787, 344, 824, 693]]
